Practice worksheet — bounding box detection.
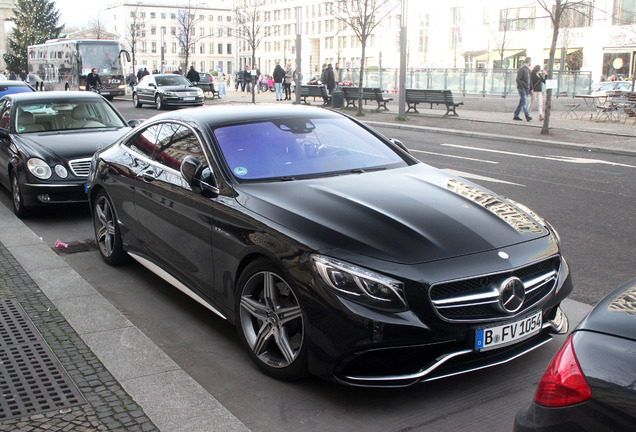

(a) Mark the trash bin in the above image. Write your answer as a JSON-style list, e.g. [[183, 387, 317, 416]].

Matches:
[[331, 88, 344, 108]]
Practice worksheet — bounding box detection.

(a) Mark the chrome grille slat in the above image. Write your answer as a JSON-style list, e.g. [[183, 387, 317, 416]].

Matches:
[[429, 257, 560, 323], [68, 157, 92, 177]]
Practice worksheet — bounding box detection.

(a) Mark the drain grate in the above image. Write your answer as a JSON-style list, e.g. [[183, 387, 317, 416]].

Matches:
[[0, 299, 85, 421]]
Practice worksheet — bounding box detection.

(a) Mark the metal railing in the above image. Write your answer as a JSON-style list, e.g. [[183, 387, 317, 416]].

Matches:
[[341, 68, 592, 97]]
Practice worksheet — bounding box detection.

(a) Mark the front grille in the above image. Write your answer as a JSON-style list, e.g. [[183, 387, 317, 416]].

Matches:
[[68, 158, 91, 177], [429, 256, 561, 323]]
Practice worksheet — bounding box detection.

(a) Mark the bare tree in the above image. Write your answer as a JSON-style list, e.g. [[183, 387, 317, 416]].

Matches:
[[122, 4, 146, 78], [234, 0, 269, 103], [535, 0, 591, 134], [491, 7, 516, 69], [176, 0, 207, 71], [90, 9, 107, 40], [331, 0, 398, 115]]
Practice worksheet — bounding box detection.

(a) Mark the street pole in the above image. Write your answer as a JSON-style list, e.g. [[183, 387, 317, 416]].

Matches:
[[295, 6, 302, 104], [398, 0, 407, 117]]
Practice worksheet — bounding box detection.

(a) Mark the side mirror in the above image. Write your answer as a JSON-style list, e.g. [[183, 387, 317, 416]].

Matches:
[[149, 83, 156, 89], [180, 155, 219, 197], [389, 138, 410, 154], [127, 119, 141, 128]]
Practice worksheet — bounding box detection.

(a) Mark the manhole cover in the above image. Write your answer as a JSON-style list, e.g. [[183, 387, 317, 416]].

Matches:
[[0, 299, 85, 421]]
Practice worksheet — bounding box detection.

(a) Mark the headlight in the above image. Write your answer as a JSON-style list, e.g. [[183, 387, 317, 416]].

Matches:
[[27, 158, 52, 179], [164, 91, 176, 96], [196, 88, 204, 96], [312, 255, 407, 312], [54, 164, 68, 178]]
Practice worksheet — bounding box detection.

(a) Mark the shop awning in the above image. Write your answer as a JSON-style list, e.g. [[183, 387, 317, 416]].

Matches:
[[473, 49, 525, 61]]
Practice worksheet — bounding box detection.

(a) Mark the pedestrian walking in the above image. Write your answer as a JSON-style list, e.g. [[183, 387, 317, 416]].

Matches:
[[283, 63, 293, 100], [513, 57, 532, 121], [529, 65, 547, 121], [321, 63, 335, 94], [273, 63, 285, 101]]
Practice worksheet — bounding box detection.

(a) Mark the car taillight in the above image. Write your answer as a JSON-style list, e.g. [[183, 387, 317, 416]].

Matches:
[[534, 334, 591, 407]]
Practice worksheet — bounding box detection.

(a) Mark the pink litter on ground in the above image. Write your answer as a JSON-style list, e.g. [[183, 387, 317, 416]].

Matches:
[[54, 240, 69, 248]]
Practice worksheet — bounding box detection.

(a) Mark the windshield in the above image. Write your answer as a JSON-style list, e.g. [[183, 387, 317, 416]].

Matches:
[[155, 75, 192, 87], [15, 100, 127, 133], [214, 117, 407, 180], [79, 42, 122, 76]]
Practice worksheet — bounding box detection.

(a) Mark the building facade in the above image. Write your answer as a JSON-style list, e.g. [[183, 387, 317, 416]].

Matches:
[[105, 1, 236, 76]]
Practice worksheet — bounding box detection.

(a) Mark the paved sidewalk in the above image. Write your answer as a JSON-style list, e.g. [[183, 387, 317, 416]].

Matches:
[[0, 88, 632, 432], [0, 203, 250, 431]]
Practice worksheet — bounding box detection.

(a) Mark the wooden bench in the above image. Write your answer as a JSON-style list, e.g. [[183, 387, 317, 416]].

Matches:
[[342, 87, 393, 110], [300, 85, 330, 105], [405, 89, 463, 116], [197, 83, 220, 98]]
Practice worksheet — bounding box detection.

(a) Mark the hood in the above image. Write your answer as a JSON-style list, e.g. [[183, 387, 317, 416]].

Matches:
[[160, 85, 199, 92], [235, 164, 549, 264], [577, 279, 636, 342], [17, 128, 129, 162]]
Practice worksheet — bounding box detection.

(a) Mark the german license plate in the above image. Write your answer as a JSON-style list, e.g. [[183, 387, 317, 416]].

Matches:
[[101, 92, 110, 95], [474, 311, 542, 351], [183, 96, 195, 100]]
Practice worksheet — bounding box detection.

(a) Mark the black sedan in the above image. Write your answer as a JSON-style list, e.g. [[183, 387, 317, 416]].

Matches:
[[88, 105, 572, 387], [0, 91, 136, 217], [133, 74, 204, 110], [514, 279, 636, 431]]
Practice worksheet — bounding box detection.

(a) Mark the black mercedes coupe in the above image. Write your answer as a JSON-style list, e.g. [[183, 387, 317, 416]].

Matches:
[[0, 91, 136, 217], [88, 104, 573, 387]]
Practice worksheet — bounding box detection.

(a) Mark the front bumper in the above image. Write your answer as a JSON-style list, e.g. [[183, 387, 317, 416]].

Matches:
[[164, 96, 204, 107], [21, 181, 88, 207]]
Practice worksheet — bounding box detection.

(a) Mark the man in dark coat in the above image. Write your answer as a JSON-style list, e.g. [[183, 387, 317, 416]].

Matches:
[[186, 66, 200, 84], [513, 57, 532, 121]]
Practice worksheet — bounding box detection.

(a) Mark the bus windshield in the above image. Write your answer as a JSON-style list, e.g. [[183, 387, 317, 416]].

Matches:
[[78, 43, 122, 76]]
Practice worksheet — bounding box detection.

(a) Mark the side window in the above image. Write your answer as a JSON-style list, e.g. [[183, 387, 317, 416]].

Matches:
[[125, 124, 164, 158], [153, 123, 206, 170], [0, 101, 11, 130]]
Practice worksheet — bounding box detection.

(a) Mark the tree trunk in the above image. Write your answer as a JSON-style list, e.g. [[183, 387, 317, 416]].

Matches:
[[357, 41, 367, 115], [542, 9, 562, 135]]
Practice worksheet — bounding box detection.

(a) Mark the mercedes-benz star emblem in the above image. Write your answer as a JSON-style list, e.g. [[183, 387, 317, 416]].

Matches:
[[496, 277, 525, 313]]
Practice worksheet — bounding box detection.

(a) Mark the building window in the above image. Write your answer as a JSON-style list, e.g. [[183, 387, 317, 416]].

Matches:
[[171, 27, 176, 35], [613, 0, 636, 24], [227, 44, 232, 54], [151, 26, 156, 35], [150, 12, 156, 19], [559, 2, 593, 27], [200, 43, 205, 54], [151, 42, 157, 53], [499, 7, 536, 31], [171, 13, 176, 19], [218, 43, 223, 54], [161, 13, 166, 19], [450, 7, 462, 50], [141, 42, 146, 53], [171, 42, 177, 54], [227, 15, 231, 21], [218, 15, 222, 21], [210, 43, 214, 54]]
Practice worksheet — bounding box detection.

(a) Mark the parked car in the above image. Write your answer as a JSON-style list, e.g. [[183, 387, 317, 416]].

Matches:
[[88, 104, 572, 387], [590, 80, 633, 96], [132, 74, 204, 110], [0, 80, 35, 97], [514, 278, 636, 431], [0, 91, 137, 217], [198, 72, 213, 83]]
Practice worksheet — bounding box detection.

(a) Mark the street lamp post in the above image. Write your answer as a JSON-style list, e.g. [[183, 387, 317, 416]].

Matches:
[[398, 0, 407, 117], [295, 6, 302, 104]]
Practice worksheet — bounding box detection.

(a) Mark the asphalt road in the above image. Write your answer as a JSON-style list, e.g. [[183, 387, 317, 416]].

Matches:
[[1, 99, 632, 431]]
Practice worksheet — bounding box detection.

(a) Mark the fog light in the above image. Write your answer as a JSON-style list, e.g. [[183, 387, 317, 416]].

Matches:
[[38, 194, 51, 202]]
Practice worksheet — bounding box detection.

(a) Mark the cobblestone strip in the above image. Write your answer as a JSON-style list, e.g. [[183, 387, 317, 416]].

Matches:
[[0, 241, 158, 432]]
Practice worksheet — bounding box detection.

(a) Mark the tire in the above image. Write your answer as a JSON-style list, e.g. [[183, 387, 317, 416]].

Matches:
[[93, 190, 128, 265], [236, 259, 308, 380], [10, 171, 29, 219], [155, 95, 164, 110], [133, 93, 142, 108]]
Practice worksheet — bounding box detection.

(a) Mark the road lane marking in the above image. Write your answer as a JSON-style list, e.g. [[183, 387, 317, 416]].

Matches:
[[442, 144, 636, 168], [443, 169, 526, 187], [411, 149, 499, 164]]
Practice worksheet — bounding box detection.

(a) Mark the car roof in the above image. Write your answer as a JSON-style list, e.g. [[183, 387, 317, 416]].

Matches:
[[1, 80, 32, 86], [1, 91, 105, 102], [146, 104, 344, 128]]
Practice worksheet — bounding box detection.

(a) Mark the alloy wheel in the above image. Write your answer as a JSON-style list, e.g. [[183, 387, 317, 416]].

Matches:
[[239, 270, 304, 369], [94, 194, 117, 258]]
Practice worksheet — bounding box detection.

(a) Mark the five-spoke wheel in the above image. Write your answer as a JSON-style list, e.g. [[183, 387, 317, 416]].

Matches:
[[237, 260, 307, 380], [11, 172, 29, 218], [93, 190, 127, 265]]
